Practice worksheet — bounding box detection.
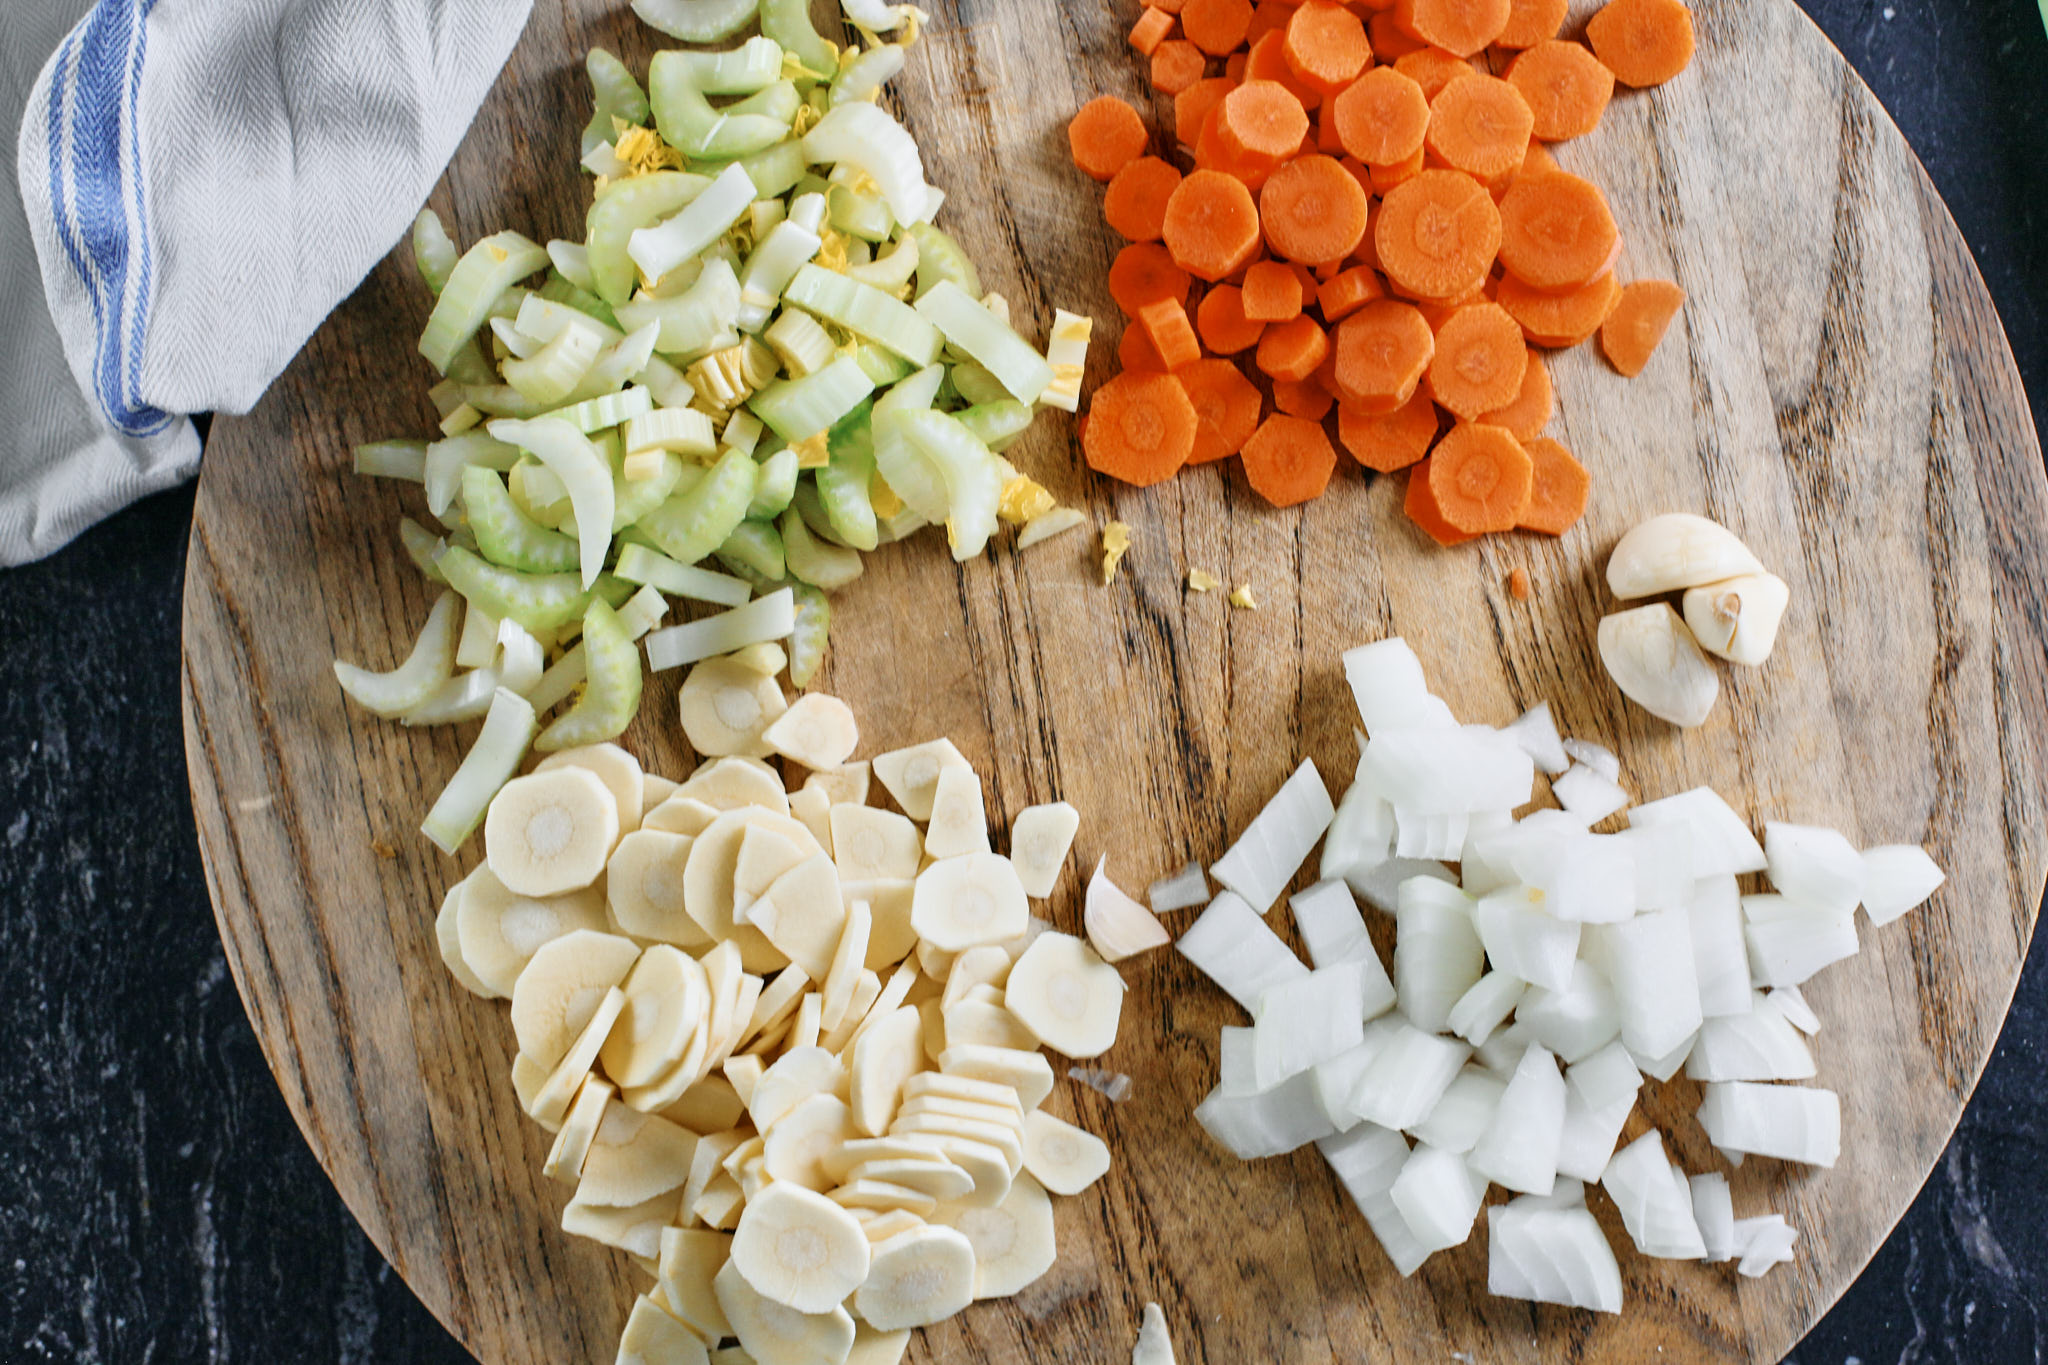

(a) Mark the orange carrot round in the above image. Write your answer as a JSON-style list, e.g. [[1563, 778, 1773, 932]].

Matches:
[[1368, 9, 1430, 59], [1069, 97, 1151, 182], [1109, 241, 1193, 316], [1317, 265, 1387, 322], [1083, 371, 1200, 486], [1586, 0, 1695, 87], [1259, 154, 1370, 265], [1283, 1, 1374, 98], [1369, 146, 1428, 193], [1216, 80, 1312, 164], [1130, 6, 1177, 55], [1495, 170, 1619, 291], [1404, 457, 1480, 544], [1600, 278, 1686, 376], [1151, 39, 1210, 94], [1428, 423, 1533, 532], [1175, 76, 1239, 147], [1195, 105, 1282, 188], [1241, 413, 1339, 506], [1495, 0, 1569, 47], [1497, 269, 1620, 345], [1507, 41, 1616, 140], [1375, 169, 1502, 301], [1394, 48, 1478, 101], [1339, 390, 1442, 470], [1163, 169, 1265, 281], [1120, 323, 1169, 372], [1248, 0, 1295, 45], [1104, 156, 1186, 243], [1242, 260, 1306, 321], [1427, 302, 1529, 420], [1196, 284, 1268, 354], [1274, 375, 1336, 420], [1396, 0, 1512, 57], [1517, 140, 1561, 180], [1256, 314, 1332, 382], [1477, 348, 1551, 438], [1331, 299, 1435, 409], [1426, 75, 1535, 181], [1517, 435, 1590, 533], [1332, 67, 1431, 166], [1177, 358, 1265, 463], [1138, 297, 1205, 371], [1183, 0, 1256, 55]]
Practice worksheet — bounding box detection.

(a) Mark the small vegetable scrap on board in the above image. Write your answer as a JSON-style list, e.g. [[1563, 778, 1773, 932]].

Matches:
[[1069, 0, 1696, 545]]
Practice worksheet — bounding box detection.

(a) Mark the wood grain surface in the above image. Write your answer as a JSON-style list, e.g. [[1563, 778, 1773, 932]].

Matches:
[[179, 0, 2048, 1360]]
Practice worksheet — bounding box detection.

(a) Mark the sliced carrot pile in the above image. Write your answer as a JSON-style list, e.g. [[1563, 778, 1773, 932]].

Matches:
[[1069, 0, 1693, 529]]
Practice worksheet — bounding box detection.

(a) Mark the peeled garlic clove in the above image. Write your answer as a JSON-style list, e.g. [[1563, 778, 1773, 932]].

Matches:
[[1597, 604, 1721, 728], [1083, 858, 1172, 964], [1683, 572, 1789, 666], [1606, 513, 1767, 599]]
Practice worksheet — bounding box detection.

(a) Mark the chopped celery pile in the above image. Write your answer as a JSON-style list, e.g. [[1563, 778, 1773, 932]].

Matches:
[[339, 0, 1095, 849]]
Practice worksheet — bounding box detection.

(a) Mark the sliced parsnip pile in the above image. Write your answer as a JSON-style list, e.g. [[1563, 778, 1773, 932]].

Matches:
[[441, 659, 1156, 1365], [1171, 637, 1945, 1314]]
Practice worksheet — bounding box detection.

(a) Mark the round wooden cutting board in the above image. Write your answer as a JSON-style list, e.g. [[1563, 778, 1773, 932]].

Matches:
[[180, 0, 2048, 1359]]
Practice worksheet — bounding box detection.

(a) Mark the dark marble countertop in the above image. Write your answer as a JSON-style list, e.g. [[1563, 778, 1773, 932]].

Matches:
[[2, 0, 2043, 1360]]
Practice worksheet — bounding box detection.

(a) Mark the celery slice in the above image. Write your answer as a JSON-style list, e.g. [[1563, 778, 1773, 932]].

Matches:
[[617, 257, 742, 357], [832, 44, 906, 105], [487, 418, 616, 587], [611, 448, 685, 529], [678, 36, 784, 93], [763, 308, 836, 376], [632, 0, 758, 42], [842, 233, 920, 291], [784, 265, 940, 365], [412, 211, 458, 296], [425, 430, 521, 519], [548, 386, 655, 435], [948, 361, 1008, 407], [537, 599, 643, 751], [650, 53, 793, 162], [438, 546, 598, 634], [915, 281, 1054, 403], [803, 102, 934, 227], [445, 337, 496, 386], [525, 587, 667, 713], [871, 364, 949, 521], [464, 385, 547, 419], [547, 240, 596, 293], [737, 220, 824, 332], [624, 407, 717, 457], [421, 687, 537, 854], [355, 439, 427, 482], [955, 400, 1034, 452], [629, 163, 760, 287], [587, 172, 712, 305], [717, 519, 788, 582], [748, 354, 877, 442], [896, 408, 1003, 559], [538, 271, 622, 332], [827, 183, 896, 243], [722, 409, 766, 457], [420, 232, 550, 373], [788, 583, 830, 687], [749, 447, 801, 519], [333, 589, 462, 718], [502, 322, 603, 408], [854, 344, 915, 387], [403, 619, 544, 725], [761, 0, 838, 75], [400, 517, 449, 582], [613, 543, 754, 606], [780, 506, 864, 589], [643, 588, 797, 672], [727, 139, 809, 200], [636, 354, 698, 410], [817, 404, 880, 550], [1040, 308, 1092, 413], [516, 291, 626, 346], [464, 467, 582, 573], [790, 480, 848, 546], [633, 446, 757, 564], [587, 48, 652, 123], [907, 222, 981, 300]]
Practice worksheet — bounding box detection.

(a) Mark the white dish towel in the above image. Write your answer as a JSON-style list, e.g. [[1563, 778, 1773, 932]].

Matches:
[[4, 0, 533, 566]]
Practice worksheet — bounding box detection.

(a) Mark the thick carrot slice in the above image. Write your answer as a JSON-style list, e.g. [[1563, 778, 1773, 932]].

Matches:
[[1495, 0, 1569, 47], [1216, 81, 1312, 163], [1248, 0, 1295, 45], [1244, 30, 1324, 110], [1587, 0, 1695, 86], [1242, 260, 1306, 321], [1369, 147, 1427, 193], [1153, 0, 1187, 11], [1600, 278, 1686, 375], [1183, 0, 1256, 55], [1404, 457, 1480, 544], [1175, 77, 1239, 147], [1083, 371, 1200, 486], [1130, 6, 1177, 55], [1138, 297, 1205, 370], [1332, 67, 1431, 166], [1070, 97, 1151, 182], [1195, 105, 1282, 188], [1256, 314, 1331, 382], [1178, 357, 1265, 463], [1507, 41, 1616, 140], [1120, 323, 1169, 372], [1375, 169, 1502, 301], [1318, 265, 1386, 321], [1331, 299, 1435, 409], [1496, 171, 1619, 290], [1259, 154, 1370, 265], [1196, 284, 1269, 353], [1427, 302, 1529, 419], [1340, 390, 1441, 470], [1497, 269, 1620, 345], [1518, 140, 1560, 179], [1395, 48, 1478, 101], [1274, 375, 1336, 419], [1241, 413, 1339, 506], [1109, 242, 1193, 316], [1283, 1, 1374, 98], [1368, 9, 1430, 58], [1151, 39, 1210, 94], [1477, 349, 1552, 438], [1105, 157, 1186, 243], [1414, 277, 1490, 328], [1163, 169, 1265, 282], [1396, 0, 1512, 57], [1517, 435, 1590, 533], [1428, 423, 1533, 532], [1426, 75, 1535, 181]]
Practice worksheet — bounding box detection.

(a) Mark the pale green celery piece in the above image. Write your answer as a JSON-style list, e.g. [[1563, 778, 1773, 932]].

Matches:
[[610, 449, 685, 529], [547, 239, 595, 293], [949, 360, 1008, 407], [716, 519, 787, 583], [677, 36, 784, 94], [613, 543, 753, 606], [333, 589, 461, 718], [749, 354, 876, 443], [854, 344, 915, 387], [789, 480, 849, 547], [779, 507, 863, 590], [804, 102, 933, 227], [790, 173, 833, 201], [354, 439, 428, 482], [586, 172, 712, 305], [915, 281, 1055, 404], [587, 48, 651, 124], [464, 467, 582, 573], [633, 446, 756, 564], [783, 265, 940, 365], [580, 105, 614, 159], [400, 517, 449, 582], [748, 447, 801, 520], [827, 183, 895, 243], [955, 400, 1034, 452], [486, 417, 616, 587], [502, 323, 603, 408], [817, 404, 879, 551], [464, 384, 548, 419], [616, 257, 741, 356], [763, 308, 836, 375], [548, 386, 655, 436], [412, 210, 458, 296], [728, 139, 808, 200], [841, 233, 919, 291], [637, 353, 698, 410], [724, 80, 801, 124], [631, 0, 758, 42], [444, 336, 496, 386], [510, 457, 573, 530], [628, 162, 759, 287], [421, 687, 538, 855], [736, 219, 825, 332], [539, 271, 621, 332], [425, 431, 521, 519], [896, 408, 1003, 560], [536, 599, 642, 751], [437, 546, 597, 634], [831, 44, 905, 106], [760, 0, 837, 75], [517, 291, 626, 345], [485, 285, 532, 325], [870, 364, 949, 522], [788, 584, 830, 687], [650, 52, 793, 161], [907, 222, 981, 301], [420, 232, 550, 373]]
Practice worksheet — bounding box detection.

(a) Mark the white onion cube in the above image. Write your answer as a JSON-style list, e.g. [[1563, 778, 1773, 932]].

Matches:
[[1517, 960, 1623, 1064], [1211, 758, 1335, 912], [1685, 992, 1816, 1082], [1194, 1070, 1337, 1159], [1764, 822, 1865, 914], [1446, 970, 1526, 1047], [1603, 907, 1703, 1060], [1689, 876, 1754, 1017], [1858, 844, 1945, 926], [1253, 963, 1368, 1088], [1474, 886, 1581, 993], [1411, 1066, 1505, 1155], [1390, 1144, 1487, 1254], [1177, 891, 1308, 1012], [1552, 764, 1630, 825], [1601, 1131, 1705, 1259], [1467, 1043, 1565, 1196], [1487, 1202, 1624, 1314], [1348, 1023, 1470, 1132], [1689, 1172, 1737, 1261], [1394, 878, 1483, 1033], [1696, 1082, 1840, 1167], [1628, 788, 1766, 876], [1742, 894, 1859, 988]]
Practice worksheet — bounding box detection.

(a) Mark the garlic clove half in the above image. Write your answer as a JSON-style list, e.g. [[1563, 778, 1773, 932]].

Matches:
[[1683, 572, 1789, 667], [1605, 514, 1766, 599], [1597, 604, 1721, 728]]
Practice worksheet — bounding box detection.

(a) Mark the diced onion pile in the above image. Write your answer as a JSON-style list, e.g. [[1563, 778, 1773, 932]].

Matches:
[[439, 652, 1141, 1364], [337, 0, 1097, 854], [1171, 636, 1946, 1313]]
